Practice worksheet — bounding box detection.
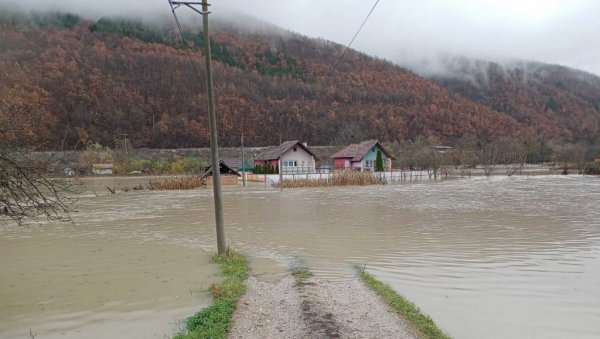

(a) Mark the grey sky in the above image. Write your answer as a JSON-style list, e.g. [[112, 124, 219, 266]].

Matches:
[[3, 0, 600, 75]]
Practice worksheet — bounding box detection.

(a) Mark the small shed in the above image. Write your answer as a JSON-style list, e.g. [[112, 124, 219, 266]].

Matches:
[[92, 163, 113, 175], [200, 161, 241, 186]]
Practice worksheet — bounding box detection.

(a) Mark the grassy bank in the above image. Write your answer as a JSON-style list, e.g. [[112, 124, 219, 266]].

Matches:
[[358, 268, 451, 339], [175, 249, 249, 339]]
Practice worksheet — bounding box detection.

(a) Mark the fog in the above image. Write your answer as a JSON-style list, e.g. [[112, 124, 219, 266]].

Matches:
[[1, 0, 599, 76]]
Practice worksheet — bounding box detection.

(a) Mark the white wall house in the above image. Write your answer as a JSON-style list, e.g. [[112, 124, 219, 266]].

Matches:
[[254, 140, 318, 174]]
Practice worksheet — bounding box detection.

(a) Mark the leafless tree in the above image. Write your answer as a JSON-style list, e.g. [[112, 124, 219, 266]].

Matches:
[[477, 141, 500, 176], [331, 121, 371, 146], [496, 138, 526, 176], [78, 142, 113, 173], [1, 142, 74, 225], [553, 143, 588, 174]]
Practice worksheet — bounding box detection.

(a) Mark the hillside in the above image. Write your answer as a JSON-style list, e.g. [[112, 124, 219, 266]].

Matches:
[[429, 58, 600, 142], [1, 11, 598, 150]]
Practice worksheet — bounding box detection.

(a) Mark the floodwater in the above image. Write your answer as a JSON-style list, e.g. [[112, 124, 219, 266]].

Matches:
[[2, 175, 600, 338]]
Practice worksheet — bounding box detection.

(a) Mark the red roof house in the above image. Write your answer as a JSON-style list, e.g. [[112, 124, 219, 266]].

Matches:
[[331, 140, 394, 171]]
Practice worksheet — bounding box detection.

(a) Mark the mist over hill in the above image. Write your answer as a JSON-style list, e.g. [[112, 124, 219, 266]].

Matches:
[[1, 10, 599, 150]]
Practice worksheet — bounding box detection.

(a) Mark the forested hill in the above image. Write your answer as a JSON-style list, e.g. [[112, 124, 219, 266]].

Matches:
[[0, 11, 598, 150], [429, 58, 600, 143]]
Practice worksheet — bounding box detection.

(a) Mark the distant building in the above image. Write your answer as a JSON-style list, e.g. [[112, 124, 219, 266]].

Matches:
[[201, 160, 241, 185], [331, 139, 394, 171], [63, 167, 75, 177], [92, 163, 113, 175], [254, 140, 318, 174], [430, 145, 454, 154]]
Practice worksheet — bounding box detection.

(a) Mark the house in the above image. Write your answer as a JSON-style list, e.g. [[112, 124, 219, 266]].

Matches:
[[63, 167, 75, 177], [92, 163, 113, 175], [331, 140, 395, 171], [254, 140, 318, 174], [221, 158, 253, 172], [200, 160, 241, 185], [430, 145, 454, 154]]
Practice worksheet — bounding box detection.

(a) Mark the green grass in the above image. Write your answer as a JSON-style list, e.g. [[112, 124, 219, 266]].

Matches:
[[174, 248, 249, 339], [291, 267, 312, 286], [357, 267, 451, 339]]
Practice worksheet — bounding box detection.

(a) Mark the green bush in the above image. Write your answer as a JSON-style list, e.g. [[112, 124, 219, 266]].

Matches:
[[375, 150, 384, 171], [151, 159, 172, 174]]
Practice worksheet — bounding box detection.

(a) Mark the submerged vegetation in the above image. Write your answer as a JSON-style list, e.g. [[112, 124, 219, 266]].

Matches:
[[175, 249, 249, 339], [358, 267, 451, 339], [148, 176, 202, 190], [278, 171, 384, 188]]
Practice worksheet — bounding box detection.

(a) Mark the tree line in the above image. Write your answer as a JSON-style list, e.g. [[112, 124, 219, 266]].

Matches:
[[385, 136, 600, 177]]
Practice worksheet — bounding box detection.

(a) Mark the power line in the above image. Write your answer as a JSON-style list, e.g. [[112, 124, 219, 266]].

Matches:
[[168, 2, 203, 82], [330, 0, 381, 74]]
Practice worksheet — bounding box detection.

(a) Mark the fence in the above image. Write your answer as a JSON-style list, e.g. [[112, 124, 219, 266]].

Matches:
[[245, 169, 438, 187]]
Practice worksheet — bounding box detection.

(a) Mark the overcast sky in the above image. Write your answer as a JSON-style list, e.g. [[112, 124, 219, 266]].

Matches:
[[3, 0, 600, 76]]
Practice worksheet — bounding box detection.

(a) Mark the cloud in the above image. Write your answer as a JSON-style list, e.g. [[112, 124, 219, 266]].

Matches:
[[1, 0, 599, 76]]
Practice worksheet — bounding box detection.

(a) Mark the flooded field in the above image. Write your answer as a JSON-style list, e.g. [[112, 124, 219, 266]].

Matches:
[[1, 175, 600, 338]]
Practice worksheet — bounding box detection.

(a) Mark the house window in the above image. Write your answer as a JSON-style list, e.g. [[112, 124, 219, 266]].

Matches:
[[283, 160, 298, 167], [365, 160, 374, 168]]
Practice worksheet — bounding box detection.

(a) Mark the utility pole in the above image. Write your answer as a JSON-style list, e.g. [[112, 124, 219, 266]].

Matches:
[[241, 133, 246, 187], [279, 135, 283, 192], [169, 0, 226, 255]]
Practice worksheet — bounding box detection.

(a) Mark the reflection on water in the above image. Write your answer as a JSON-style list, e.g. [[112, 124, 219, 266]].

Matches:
[[2, 175, 600, 338]]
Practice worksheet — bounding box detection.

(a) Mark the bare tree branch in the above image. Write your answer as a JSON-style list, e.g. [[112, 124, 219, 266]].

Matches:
[[1, 141, 75, 225]]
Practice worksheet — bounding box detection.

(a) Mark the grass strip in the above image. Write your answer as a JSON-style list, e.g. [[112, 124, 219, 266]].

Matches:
[[358, 268, 451, 339], [174, 248, 249, 339], [291, 267, 312, 286]]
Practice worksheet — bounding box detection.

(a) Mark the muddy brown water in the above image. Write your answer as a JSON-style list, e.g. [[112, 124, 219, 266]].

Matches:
[[1, 175, 600, 339]]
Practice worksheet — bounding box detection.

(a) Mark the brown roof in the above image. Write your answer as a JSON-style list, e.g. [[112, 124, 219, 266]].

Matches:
[[330, 140, 395, 161], [200, 160, 241, 179], [254, 140, 319, 161]]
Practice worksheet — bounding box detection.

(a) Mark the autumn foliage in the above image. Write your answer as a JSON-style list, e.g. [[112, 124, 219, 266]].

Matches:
[[1, 11, 599, 151]]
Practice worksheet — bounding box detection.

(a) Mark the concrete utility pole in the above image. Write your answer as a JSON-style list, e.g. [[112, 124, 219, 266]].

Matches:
[[241, 133, 246, 187], [170, 0, 226, 255], [279, 135, 283, 192]]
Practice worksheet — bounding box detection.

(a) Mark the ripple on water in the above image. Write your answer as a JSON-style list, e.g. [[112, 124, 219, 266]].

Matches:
[[2, 175, 600, 339]]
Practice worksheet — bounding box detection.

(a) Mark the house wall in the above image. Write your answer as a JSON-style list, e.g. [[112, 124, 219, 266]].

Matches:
[[281, 146, 315, 173], [351, 161, 362, 170], [334, 158, 350, 169], [362, 146, 388, 169], [362, 146, 388, 163], [92, 168, 113, 175]]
